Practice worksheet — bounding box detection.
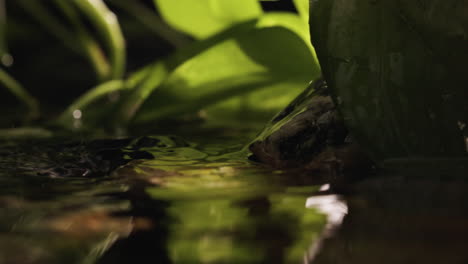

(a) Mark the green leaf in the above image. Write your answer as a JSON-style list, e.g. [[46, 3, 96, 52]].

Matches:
[[59, 17, 321, 130], [154, 0, 262, 39], [256, 12, 318, 62], [133, 26, 320, 124], [53, 0, 111, 81], [292, 0, 309, 22], [58, 21, 258, 130]]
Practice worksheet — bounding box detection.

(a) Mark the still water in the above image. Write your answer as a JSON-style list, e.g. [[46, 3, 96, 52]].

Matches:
[[1, 132, 467, 264]]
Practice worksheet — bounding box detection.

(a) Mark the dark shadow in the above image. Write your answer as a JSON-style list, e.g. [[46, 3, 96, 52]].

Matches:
[[97, 179, 172, 264], [309, 168, 468, 264]]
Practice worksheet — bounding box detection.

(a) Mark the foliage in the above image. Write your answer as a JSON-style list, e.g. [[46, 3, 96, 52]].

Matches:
[[0, 0, 320, 133], [154, 0, 262, 39]]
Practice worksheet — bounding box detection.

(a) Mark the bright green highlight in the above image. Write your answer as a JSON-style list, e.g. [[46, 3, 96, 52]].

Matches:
[[73, 0, 126, 80], [134, 26, 319, 124], [154, 0, 262, 39]]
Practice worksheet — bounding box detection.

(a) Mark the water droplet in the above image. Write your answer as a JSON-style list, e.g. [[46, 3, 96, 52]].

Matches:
[[1, 54, 13, 67], [72, 109, 82, 120], [319, 184, 330, 191]]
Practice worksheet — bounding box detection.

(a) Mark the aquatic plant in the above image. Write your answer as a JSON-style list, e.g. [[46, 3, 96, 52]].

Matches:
[[0, 0, 319, 133]]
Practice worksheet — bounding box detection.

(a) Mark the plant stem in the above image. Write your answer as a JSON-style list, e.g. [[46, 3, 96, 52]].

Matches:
[[73, 0, 126, 80], [52, 0, 111, 81], [114, 62, 167, 126], [108, 0, 190, 48], [58, 79, 125, 125], [16, 0, 81, 54], [0, 69, 39, 117]]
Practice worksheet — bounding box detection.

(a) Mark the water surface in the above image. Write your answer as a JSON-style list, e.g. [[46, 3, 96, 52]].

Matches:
[[1, 132, 467, 263]]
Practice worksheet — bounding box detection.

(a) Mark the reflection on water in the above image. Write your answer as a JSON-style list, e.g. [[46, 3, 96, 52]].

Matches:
[[0, 135, 326, 264], [99, 136, 327, 264], [1, 134, 468, 263], [310, 168, 468, 264]]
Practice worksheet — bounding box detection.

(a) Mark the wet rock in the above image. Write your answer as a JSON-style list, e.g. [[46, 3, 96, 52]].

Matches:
[[249, 79, 373, 177]]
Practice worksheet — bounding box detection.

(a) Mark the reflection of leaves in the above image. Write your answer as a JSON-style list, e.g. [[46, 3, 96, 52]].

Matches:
[[167, 199, 263, 263], [269, 193, 326, 262], [60, 21, 257, 129], [154, 0, 262, 39], [146, 165, 326, 263]]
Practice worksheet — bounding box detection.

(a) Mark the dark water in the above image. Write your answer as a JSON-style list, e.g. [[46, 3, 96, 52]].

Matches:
[[1, 132, 468, 264]]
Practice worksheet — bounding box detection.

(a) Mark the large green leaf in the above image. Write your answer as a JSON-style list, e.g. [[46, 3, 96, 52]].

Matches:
[[58, 21, 259, 130], [60, 15, 320, 130], [293, 0, 309, 22], [133, 26, 320, 124], [154, 0, 262, 39]]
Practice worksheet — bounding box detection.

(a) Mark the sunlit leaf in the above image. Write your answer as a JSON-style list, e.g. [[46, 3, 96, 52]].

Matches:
[[293, 0, 309, 22], [256, 12, 310, 46], [58, 22, 258, 130], [154, 0, 262, 39], [202, 78, 315, 125], [133, 26, 320, 124]]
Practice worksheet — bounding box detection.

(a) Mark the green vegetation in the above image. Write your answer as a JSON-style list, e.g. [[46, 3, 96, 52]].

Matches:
[[3, 0, 464, 157], [0, 0, 320, 134]]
